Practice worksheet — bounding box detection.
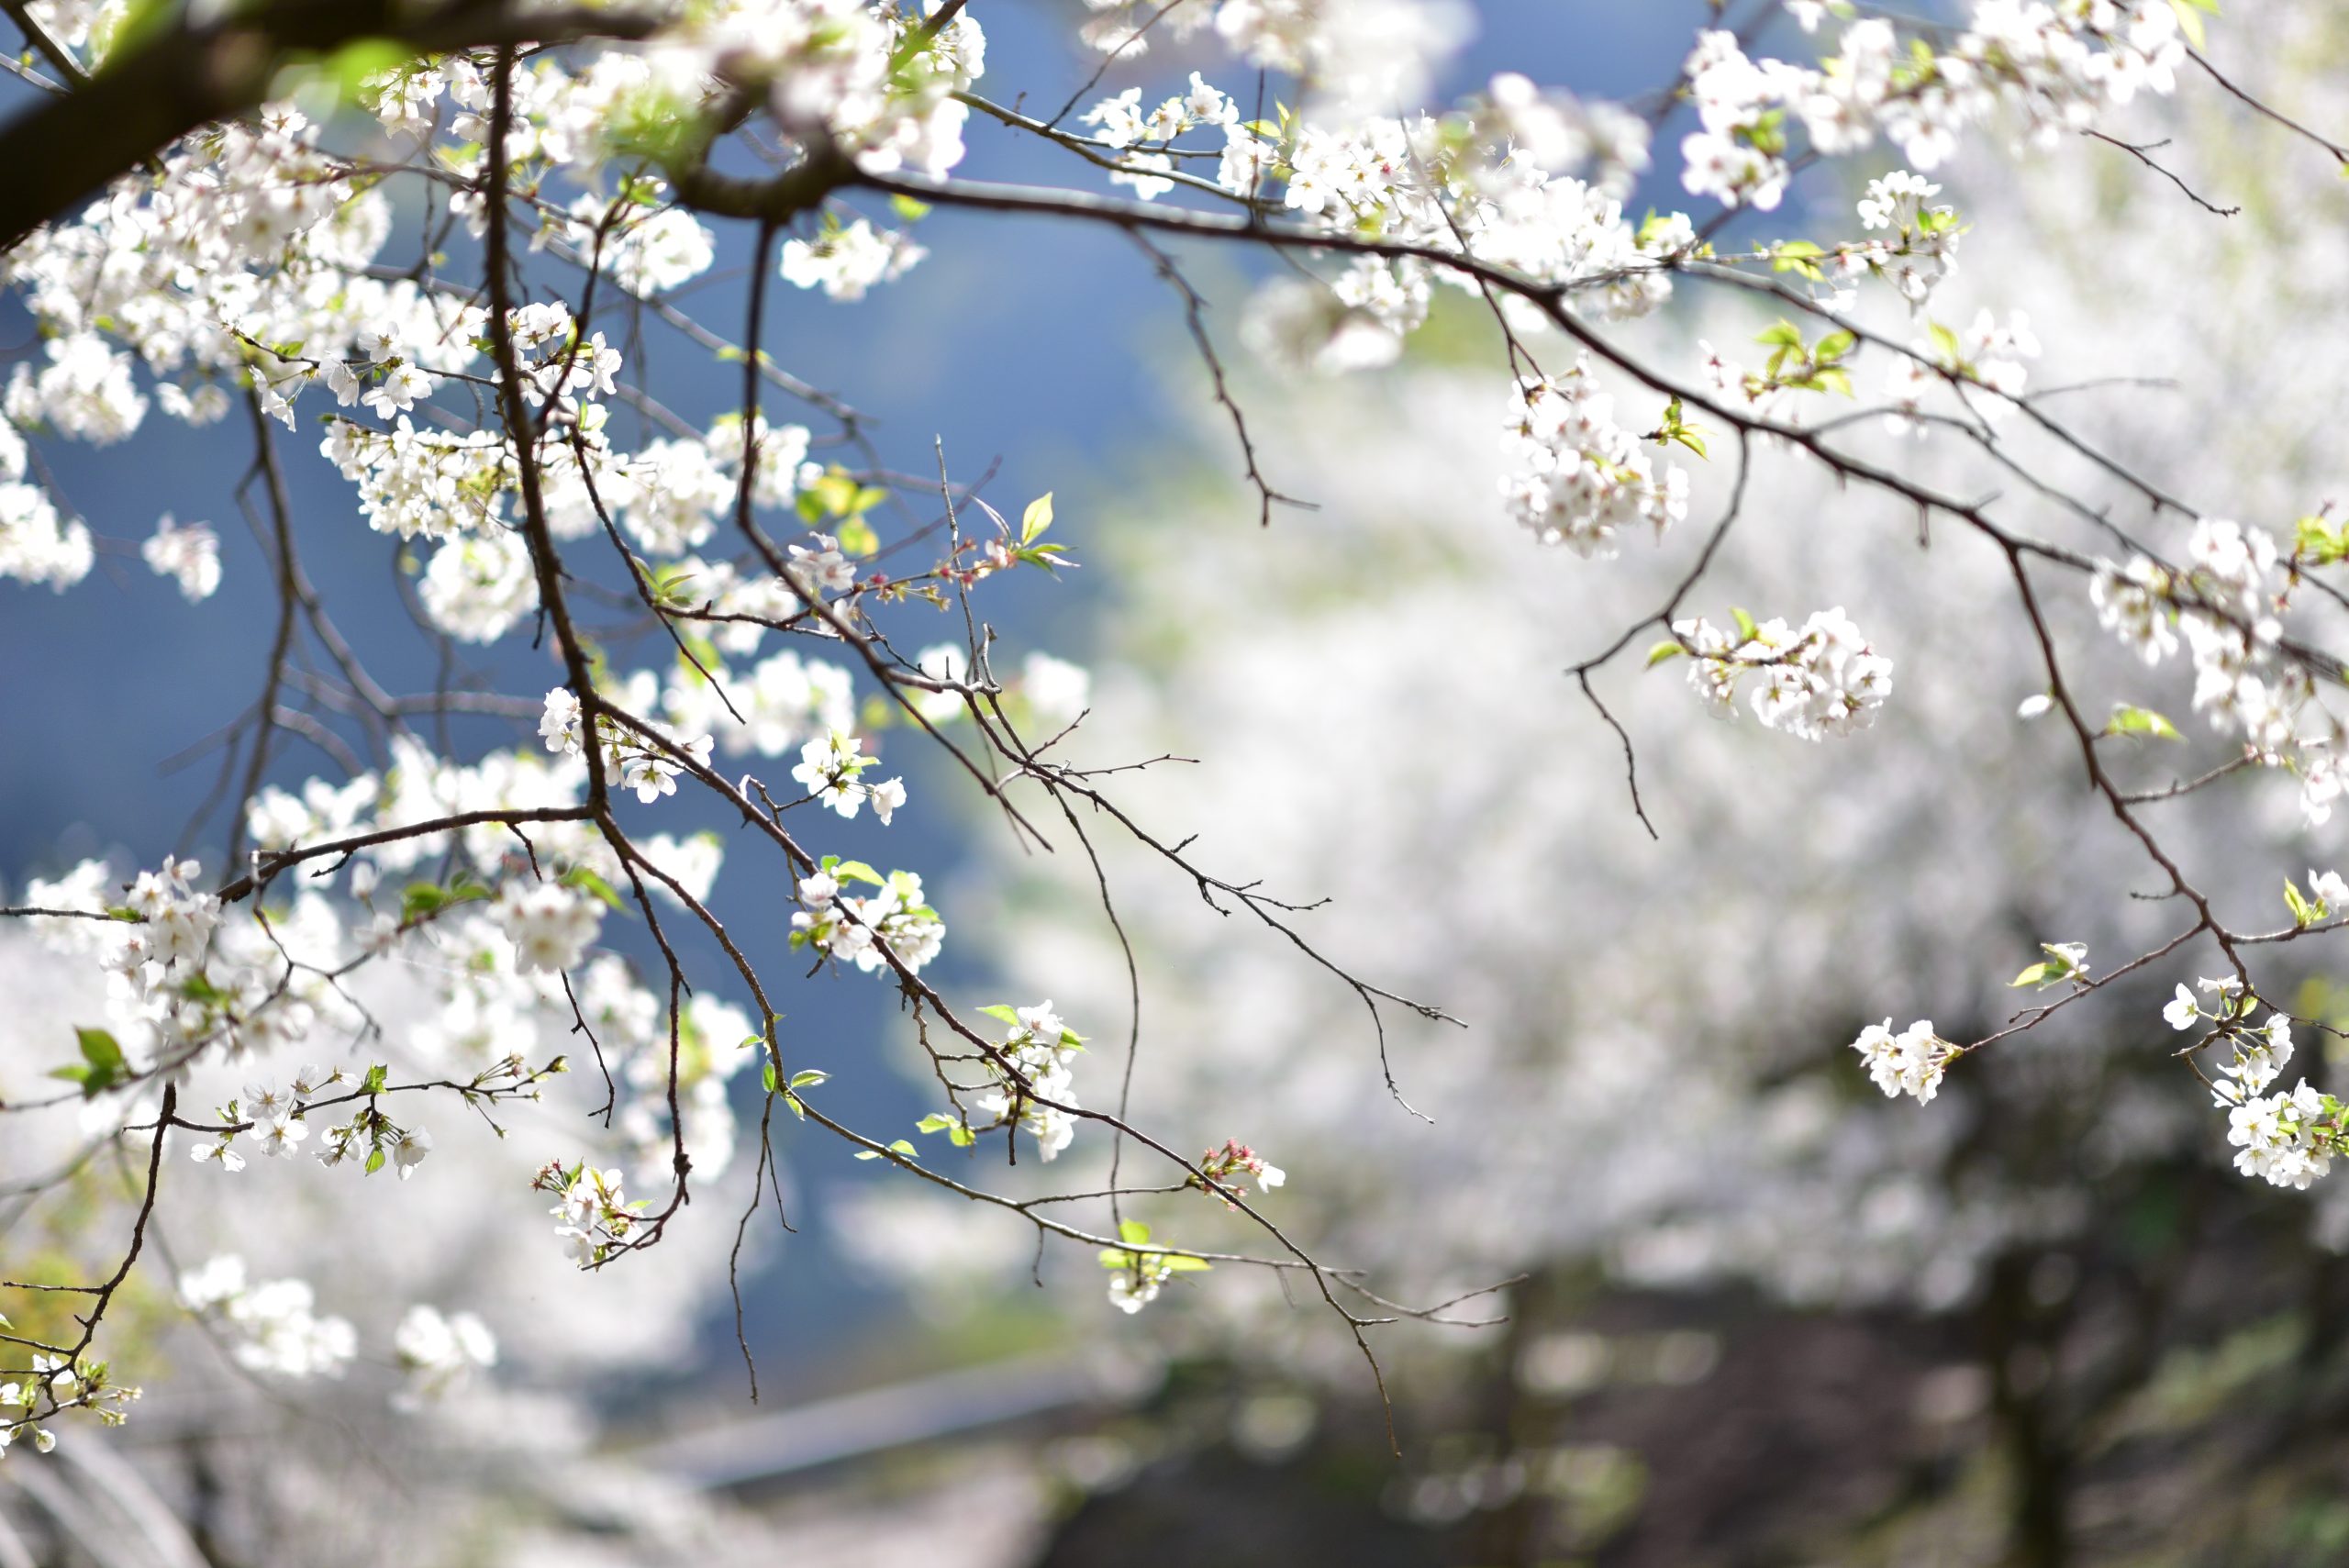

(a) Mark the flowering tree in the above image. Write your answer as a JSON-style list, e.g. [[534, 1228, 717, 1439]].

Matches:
[[0, 0, 2339, 1504]]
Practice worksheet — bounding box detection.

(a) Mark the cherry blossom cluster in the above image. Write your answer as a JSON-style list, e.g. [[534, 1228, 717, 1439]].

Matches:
[[141, 515, 222, 603], [1498, 359, 1690, 558], [191, 1066, 340, 1172], [2087, 517, 2348, 820], [1083, 72, 1237, 200], [1095, 1217, 1211, 1316], [780, 215, 927, 300], [1850, 1019, 1956, 1105], [1071, 53, 1687, 374], [1681, 6, 2185, 211], [320, 417, 510, 547], [1839, 170, 1965, 310], [2222, 1083, 2342, 1192], [557, 186, 718, 299], [537, 1162, 643, 1268], [949, 1000, 1087, 1162], [789, 862, 947, 977], [1108, 1253, 1176, 1316], [22, 829, 686, 1209], [2161, 975, 2342, 1189], [1672, 607, 1895, 740], [22, 740, 756, 1211], [539, 685, 720, 806], [0, 408, 91, 588], [28, 859, 326, 1068], [494, 880, 606, 973], [4, 101, 384, 443], [1192, 1139, 1288, 1206], [790, 728, 907, 823], [633, 646, 854, 763], [0, 1353, 135, 1460]]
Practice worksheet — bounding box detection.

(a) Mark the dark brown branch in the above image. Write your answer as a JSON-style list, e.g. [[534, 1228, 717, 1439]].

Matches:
[[484, 41, 608, 813], [2189, 46, 2349, 164], [2084, 129, 2240, 217], [213, 806, 596, 904], [0, 0, 662, 253]]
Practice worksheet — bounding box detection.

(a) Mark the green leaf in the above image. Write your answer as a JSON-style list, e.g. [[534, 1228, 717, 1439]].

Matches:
[[1814, 330, 1855, 364], [976, 1003, 1021, 1025], [51, 1029, 123, 1098], [833, 516, 878, 557], [560, 866, 625, 909], [800, 468, 867, 521], [1021, 493, 1055, 544], [830, 859, 885, 887], [362, 1063, 390, 1095], [1731, 606, 1760, 644], [2009, 962, 2053, 988], [365, 1148, 386, 1175], [2295, 514, 2347, 564], [1015, 541, 1075, 577], [2106, 704, 2183, 740], [789, 1070, 829, 1089], [2287, 878, 2316, 929], [761, 1062, 778, 1094], [889, 193, 933, 222], [1118, 1219, 1151, 1245], [1769, 240, 1826, 281], [1160, 1255, 1212, 1273], [76, 1027, 124, 1075], [1754, 320, 1805, 351]]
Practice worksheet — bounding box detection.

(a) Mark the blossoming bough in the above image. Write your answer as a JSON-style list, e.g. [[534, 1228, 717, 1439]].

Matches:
[[0, 0, 2335, 1461]]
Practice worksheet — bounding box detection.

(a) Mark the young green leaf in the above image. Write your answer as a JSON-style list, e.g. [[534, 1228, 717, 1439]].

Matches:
[[1021, 493, 1055, 544], [2106, 704, 2183, 740]]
